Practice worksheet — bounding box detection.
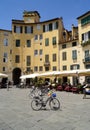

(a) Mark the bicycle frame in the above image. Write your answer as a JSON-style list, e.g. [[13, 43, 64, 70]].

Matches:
[[40, 93, 56, 106]]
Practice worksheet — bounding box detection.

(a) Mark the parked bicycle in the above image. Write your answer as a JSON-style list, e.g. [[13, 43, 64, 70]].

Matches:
[[29, 86, 41, 99], [29, 85, 50, 98], [31, 90, 60, 111]]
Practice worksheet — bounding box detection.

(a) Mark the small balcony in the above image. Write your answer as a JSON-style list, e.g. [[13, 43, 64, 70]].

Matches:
[[44, 61, 50, 66], [81, 40, 90, 47]]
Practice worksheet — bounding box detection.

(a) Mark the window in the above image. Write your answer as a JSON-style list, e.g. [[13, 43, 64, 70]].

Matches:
[[52, 37, 56, 45], [62, 52, 67, 60], [72, 42, 77, 47], [39, 66, 43, 71], [26, 67, 31, 72], [43, 25, 49, 32], [39, 49, 43, 55], [4, 32, 8, 36], [45, 67, 49, 71], [53, 66, 57, 71], [16, 40, 20, 47], [3, 53, 8, 62], [4, 52, 8, 58], [34, 50, 38, 56], [72, 50, 77, 60], [53, 21, 58, 30], [34, 35, 38, 40], [84, 50, 90, 62], [82, 31, 90, 42], [45, 38, 49, 46], [4, 38, 8, 46], [26, 40, 31, 47], [45, 55, 49, 62], [86, 64, 90, 69], [43, 21, 58, 32], [62, 65, 67, 70], [10, 50, 12, 54], [62, 44, 66, 49], [45, 25, 49, 32], [85, 50, 89, 57], [39, 34, 43, 40], [3, 67, 6, 71], [52, 54, 56, 62], [70, 64, 80, 70], [37, 24, 41, 30], [26, 56, 31, 66], [34, 66, 38, 72], [15, 55, 20, 63], [14, 26, 23, 33], [49, 23, 52, 31], [25, 26, 33, 33]]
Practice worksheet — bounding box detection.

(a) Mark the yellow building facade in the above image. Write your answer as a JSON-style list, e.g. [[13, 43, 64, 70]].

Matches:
[[77, 11, 90, 83], [11, 11, 64, 84], [0, 29, 13, 82], [0, 10, 90, 85]]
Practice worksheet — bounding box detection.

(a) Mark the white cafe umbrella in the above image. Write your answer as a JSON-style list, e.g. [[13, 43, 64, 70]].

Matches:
[[20, 73, 39, 79], [58, 70, 78, 77], [0, 73, 8, 78], [39, 71, 60, 77], [78, 69, 90, 76]]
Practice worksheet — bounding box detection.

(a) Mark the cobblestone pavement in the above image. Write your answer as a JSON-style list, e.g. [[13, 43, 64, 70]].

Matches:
[[0, 87, 90, 130]]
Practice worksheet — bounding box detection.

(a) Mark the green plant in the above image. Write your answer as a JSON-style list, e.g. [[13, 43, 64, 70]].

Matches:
[[34, 78, 44, 88], [58, 78, 62, 84]]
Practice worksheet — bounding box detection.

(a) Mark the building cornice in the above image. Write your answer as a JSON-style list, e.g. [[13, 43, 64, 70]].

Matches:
[[12, 17, 61, 25], [77, 11, 90, 19]]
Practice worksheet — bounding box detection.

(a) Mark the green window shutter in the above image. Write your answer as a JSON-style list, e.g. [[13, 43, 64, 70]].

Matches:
[[88, 31, 90, 39], [25, 26, 27, 33], [45, 38, 49, 46], [77, 65, 80, 69], [20, 26, 23, 33], [16, 40, 20, 47], [56, 21, 58, 29], [81, 15, 90, 26], [31, 26, 33, 33], [72, 50, 77, 60], [43, 25, 45, 32], [82, 34, 84, 41], [52, 37, 56, 45], [49, 23, 52, 31], [70, 65, 73, 70]]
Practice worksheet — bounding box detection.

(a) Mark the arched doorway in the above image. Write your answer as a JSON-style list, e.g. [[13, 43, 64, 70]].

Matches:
[[13, 68, 21, 85]]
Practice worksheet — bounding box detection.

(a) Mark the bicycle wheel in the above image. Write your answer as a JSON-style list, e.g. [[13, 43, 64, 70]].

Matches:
[[49, 98, 60, 110], [31, 99, 42, 111]]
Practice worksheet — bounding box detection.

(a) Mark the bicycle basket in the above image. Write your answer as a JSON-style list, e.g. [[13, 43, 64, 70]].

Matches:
[[52, 93, 56, 97]]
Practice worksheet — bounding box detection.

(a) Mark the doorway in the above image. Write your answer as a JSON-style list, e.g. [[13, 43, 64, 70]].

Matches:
[[12, 68, 21, 85]]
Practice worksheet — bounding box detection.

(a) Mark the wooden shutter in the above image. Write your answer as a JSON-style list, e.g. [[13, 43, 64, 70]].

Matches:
[[31, 26, 33, 33], [14, 26, 16, 33], [82, 33, 84, 41], [43, 25, 45, 32]]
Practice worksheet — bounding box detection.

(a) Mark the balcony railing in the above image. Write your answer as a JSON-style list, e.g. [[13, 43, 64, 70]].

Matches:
[[44, 61, 50, 66]]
